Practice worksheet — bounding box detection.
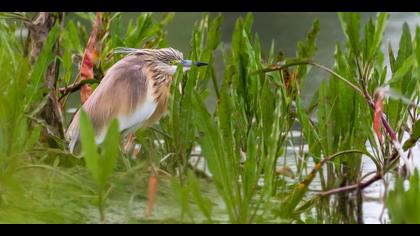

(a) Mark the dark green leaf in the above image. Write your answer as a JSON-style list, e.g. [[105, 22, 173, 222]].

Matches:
[[79, 110, 100, 184], [98, 119, 120, 189], [403, 119, 420, 151]]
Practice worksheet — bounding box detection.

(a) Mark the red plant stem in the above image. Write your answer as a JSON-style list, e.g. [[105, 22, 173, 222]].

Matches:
[[364, 91, 397, 142], [308, 61, 398, 143], [318, 82, 399, 197], [261, 61, 401, 197], [374, 98, 384, 144], [306, 63, 399, 197], [147, 174, 158, 217]]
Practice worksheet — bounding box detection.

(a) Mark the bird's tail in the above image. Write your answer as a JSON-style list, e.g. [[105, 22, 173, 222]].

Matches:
[[65, 109, 81, 154]]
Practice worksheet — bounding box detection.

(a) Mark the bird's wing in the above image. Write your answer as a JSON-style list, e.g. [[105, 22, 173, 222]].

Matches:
[[69, 55, 156, 146], [113, 57, 159, 136]]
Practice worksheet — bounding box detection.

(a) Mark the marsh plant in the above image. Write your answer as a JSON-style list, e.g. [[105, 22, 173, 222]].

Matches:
[[0, 12, 418, 223]]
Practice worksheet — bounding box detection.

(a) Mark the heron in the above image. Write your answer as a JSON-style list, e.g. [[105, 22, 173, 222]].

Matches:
[[65, 47, 208, 153]]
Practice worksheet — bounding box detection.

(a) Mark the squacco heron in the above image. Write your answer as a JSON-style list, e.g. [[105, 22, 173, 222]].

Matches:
[[66, 48, 208, 153]]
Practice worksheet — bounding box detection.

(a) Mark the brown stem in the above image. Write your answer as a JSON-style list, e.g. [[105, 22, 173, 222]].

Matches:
[[261, 60, 402, 196], [308, 61, 364, 96], [26, 12, 55, 64], [283, 60, 399, 144], [319, 173, 382, 197], [31, 13, 66, 144], [262, 60, 398, 143], [58, 79, 100, 100]]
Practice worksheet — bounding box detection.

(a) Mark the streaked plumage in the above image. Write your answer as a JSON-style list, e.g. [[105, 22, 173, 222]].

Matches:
[[66, 48, 204, 153]]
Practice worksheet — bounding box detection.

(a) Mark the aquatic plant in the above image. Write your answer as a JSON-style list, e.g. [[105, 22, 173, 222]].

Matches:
[[0, 12, 418, 224]]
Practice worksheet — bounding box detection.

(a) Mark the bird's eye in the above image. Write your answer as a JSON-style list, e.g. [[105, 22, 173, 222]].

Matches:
[[169, 60, 179, 65]]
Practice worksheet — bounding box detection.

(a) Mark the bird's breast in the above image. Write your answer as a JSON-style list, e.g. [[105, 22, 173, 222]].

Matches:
[[116, 78, 158, 135], [115, 76, 171, 135]]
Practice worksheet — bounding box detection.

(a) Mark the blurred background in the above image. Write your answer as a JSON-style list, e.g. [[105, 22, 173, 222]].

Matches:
[[67, 12, 420, 108]]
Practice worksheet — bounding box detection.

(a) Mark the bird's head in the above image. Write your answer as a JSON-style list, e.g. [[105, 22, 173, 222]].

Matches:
[[152, 48, 208, 75], [114, 47, 208, 75]]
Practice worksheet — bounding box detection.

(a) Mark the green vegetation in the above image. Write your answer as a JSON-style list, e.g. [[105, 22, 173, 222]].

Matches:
[[0, 12, 419, 224], [388, 170, 420, 224]]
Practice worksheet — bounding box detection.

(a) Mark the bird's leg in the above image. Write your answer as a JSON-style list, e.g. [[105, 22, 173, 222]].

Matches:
[[123, 132, 135, 154], [131, 143, 142, 160]]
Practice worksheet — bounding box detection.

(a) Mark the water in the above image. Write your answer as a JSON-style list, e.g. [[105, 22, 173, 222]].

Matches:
[[284, 131, 420, 223], [68, 13, 420, 223]]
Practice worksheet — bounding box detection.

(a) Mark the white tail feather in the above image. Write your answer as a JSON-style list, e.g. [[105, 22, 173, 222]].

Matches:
[[66, 110, 80, 154]]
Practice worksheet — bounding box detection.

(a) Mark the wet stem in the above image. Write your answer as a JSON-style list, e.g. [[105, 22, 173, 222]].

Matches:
[[99, 191, 105, 223], [270, 59, 397, 142], [310, 60, 396, 144], [98, 185, 113, 223], [311, 62, 397, 195], [263, 59, 399, 196]]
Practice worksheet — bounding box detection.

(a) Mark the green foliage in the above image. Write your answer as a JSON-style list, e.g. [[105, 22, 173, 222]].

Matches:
[[80, 111, 119, 190], [403, 119, 420, 151], [185, 14, 324, 223], [0, 18, 89, 224], [387, 22, 417, 133], [297, 19, 320, 79], [0, 22, 31, 159], [79, 110, 120, 222], [0, 12, 419, 224], [388, 170, 420, 224], [338, 13, 361, 57], [157, 14, 222, 175], [0, 22, 29, 211]]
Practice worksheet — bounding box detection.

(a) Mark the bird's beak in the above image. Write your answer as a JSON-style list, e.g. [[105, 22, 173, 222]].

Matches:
[[195, 61, 208, 67], [181, 60, 208, 68]]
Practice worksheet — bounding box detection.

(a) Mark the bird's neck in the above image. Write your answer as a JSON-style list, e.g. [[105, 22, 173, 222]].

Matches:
[[151, 72, 172, 103], [142, 74, 172, 127]]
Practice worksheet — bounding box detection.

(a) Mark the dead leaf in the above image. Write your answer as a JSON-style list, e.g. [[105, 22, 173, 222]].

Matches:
[[79, 12, 101, 103]]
